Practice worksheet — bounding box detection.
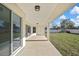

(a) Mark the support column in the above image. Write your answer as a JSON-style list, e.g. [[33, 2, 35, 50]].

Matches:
[[47, 24, 50, 40], [21, 16, 26, 47], [30, 26, 33, 34]]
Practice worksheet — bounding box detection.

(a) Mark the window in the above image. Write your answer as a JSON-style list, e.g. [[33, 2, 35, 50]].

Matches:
[[33, 27, 36, 33], [0, 4, 11, 56], [12, 12, 21, 51]]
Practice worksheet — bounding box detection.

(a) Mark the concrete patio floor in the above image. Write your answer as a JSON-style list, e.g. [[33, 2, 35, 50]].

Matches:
[[26, 33, 48, 41], [16, 35, 61, 56]]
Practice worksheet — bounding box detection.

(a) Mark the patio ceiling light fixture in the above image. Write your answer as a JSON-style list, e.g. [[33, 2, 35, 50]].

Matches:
[[35, 5, 40, 11]]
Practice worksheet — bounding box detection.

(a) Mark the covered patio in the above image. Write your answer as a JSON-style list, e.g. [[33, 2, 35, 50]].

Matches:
[[0, 3, 75, 56]]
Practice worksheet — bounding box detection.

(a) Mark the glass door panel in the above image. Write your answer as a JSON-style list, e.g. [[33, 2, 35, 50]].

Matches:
[[12, 12, 21, 52], [0, 4, 11, 56]]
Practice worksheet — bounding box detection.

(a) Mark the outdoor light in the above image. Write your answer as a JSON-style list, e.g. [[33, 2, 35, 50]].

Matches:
[[35, 5, 40, 11]]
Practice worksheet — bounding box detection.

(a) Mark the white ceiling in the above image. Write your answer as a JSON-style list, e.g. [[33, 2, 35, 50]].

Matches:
[[17, 3, 75, 26]]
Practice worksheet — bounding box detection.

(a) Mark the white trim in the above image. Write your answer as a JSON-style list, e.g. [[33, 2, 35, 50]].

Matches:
[[10, 46, 23, 56], [10, 37, 26, 56]]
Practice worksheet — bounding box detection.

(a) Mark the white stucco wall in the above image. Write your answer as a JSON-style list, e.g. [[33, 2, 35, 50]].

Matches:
[[36, 24, 45, 36]]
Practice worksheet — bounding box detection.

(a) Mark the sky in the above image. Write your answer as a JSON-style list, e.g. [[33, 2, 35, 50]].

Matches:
[[50, 3, 79, 28]]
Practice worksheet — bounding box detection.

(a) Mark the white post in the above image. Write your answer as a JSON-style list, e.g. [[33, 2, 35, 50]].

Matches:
[[47, 24, 50, 40], [21, 16, 26, 47], [31, 26, 33, 34]]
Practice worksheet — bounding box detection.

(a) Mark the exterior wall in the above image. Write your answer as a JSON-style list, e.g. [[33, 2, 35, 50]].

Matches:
[[36, 24, 45, 36]]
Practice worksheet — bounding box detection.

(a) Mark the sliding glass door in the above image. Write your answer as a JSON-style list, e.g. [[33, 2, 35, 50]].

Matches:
[[12, 12, 21, 52], [0, 4, 11, 56], [0, 4, 22, 56]]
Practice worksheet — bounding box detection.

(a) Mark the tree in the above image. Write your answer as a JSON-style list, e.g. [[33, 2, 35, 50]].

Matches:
[[53, 25, 57, 29], [60, 19, 75, 32], [67, 21, 75, 29]]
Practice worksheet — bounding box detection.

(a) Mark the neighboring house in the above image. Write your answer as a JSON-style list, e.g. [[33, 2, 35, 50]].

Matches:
[[50, 28, 61, 33], [66, 29, 79, 34]]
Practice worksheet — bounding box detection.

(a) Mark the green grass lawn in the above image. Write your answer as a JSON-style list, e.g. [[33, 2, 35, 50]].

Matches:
[[49, 32, 79, 56]]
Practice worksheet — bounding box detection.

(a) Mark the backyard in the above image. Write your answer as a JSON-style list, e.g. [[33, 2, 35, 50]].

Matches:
[[49, 32, 79, 56]]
